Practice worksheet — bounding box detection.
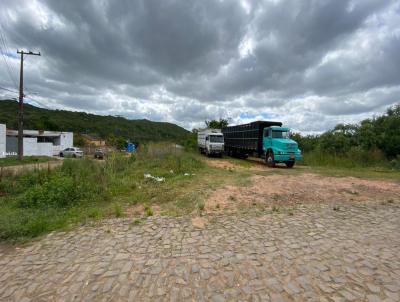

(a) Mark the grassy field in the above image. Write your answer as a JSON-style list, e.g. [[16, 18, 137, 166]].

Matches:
[[0, 156, 57, 167], [0, 144, 212, 242], [0, 145, 398, 242], [298, 151, 400, 180]]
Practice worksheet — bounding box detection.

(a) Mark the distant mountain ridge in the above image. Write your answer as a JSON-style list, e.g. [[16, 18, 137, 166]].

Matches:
[[0, 99, 189, 143]]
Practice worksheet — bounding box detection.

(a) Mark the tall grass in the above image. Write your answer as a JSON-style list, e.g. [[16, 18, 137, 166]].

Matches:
[[0, 156, 57, 167], [301, 147, 392, 169], [0, 143, 204, 241]]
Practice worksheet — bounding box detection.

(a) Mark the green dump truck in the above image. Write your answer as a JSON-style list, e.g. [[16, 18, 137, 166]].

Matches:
[[222, 121, 302, 168]]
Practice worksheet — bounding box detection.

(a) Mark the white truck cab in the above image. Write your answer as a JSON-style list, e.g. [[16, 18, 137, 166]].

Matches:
[[197, 129, 224, 157]]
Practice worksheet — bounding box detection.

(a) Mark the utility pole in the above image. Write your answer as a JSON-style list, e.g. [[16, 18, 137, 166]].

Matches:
[[17, 50, 41, 160]]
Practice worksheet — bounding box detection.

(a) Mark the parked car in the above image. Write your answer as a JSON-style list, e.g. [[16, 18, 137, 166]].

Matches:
[[94, 148, 105, 159], [59, 147, 83, 158]]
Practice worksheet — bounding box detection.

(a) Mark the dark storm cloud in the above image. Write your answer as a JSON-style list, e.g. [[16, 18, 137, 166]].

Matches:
[[0, 0, 399, 132]]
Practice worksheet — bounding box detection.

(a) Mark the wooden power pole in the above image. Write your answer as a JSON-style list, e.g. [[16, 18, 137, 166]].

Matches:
[[17, 50, 41, 160]]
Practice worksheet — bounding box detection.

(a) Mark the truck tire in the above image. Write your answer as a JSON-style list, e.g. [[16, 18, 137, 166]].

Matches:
[[285, 161, 295, 168], [266, 151, 275, 168]]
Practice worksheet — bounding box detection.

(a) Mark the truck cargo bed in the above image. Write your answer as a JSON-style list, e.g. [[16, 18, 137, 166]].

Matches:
[[222, 121, 282, 157]]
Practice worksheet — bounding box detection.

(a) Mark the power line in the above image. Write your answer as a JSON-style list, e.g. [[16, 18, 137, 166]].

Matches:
[[0, 47, 18, 89], [0, 21, 19, 77], [0, 86, 18, 94], [0, 28, 18, 89], [24, 95, 49, 109]]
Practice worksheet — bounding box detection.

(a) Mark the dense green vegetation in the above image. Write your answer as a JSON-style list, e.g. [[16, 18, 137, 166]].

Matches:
[[0, 99, 189, 144], [0, 144, 204, 241], [205, 118, 229, 129], [293, 105, 400, 169], [0, 156, 57, 167]]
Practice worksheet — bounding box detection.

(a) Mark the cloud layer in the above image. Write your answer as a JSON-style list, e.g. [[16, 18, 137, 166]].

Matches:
[[0, 0, 399, 132]]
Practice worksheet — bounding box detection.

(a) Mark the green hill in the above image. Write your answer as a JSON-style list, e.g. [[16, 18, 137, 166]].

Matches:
[[0, 99, 189, 143]]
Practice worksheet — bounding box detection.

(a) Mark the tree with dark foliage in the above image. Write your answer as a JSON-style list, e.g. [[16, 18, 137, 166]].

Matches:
[[205, 118, 229, 129]]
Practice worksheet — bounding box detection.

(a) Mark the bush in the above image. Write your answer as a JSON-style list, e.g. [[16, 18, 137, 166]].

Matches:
[[390, 155, 400, 171], [18, 173, 84, 208], [16, 159, 109, 209]]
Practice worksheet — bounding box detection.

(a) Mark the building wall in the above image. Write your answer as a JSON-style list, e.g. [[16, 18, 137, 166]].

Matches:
[[6, 137, 53, 157], [59, 132, 73, 150], [22, 137, 38, 156], [6, 137, 39, 156], [0, 124, 5, 158], [6, 136, 17, 154], [5, 130, 74, 157], [37, 143, 54, 157]]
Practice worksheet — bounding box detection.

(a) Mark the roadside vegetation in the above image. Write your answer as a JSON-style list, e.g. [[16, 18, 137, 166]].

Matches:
[[293, 105, 400, 170], [0, 143, 205, 242], [0, 156, 57, 167]]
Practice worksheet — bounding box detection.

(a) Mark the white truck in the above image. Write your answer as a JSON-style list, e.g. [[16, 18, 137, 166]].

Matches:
[[197, 129, 224, 157]]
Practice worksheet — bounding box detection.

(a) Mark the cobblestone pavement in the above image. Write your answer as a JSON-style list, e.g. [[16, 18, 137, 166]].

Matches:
[[0, 202, 399, 302]]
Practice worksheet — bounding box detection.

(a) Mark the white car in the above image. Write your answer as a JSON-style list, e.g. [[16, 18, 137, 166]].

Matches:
[[60, 147, 83, 158]]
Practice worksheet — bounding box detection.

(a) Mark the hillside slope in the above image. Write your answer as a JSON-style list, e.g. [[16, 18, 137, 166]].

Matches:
[[0, 100, 189, 142]]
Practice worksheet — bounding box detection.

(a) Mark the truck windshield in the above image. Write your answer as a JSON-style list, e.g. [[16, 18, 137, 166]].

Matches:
[[272, 130, 290, 139], [210, 135, 224, 143]]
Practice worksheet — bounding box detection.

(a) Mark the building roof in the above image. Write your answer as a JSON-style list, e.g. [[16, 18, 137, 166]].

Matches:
[[6, 129, 72, 137]]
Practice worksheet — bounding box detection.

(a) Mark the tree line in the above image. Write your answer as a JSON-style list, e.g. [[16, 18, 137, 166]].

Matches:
[[292, 105, 400, 160]]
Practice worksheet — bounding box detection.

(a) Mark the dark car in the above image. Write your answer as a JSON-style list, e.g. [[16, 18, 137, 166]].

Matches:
[[94, 149, 105, 159]]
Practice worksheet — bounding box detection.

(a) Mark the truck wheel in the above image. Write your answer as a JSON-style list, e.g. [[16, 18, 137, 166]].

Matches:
[[266, 151, 275, 168], [285, 161, 295, 168]]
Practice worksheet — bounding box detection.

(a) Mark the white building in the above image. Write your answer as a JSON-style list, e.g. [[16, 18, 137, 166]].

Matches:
[[0, 124, 6, 158], [0, 123, 73, 157]]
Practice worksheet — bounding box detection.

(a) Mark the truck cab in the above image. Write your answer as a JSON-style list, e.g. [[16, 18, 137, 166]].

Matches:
[[263, 126, 302, 168], [197, 129, 224, 157]]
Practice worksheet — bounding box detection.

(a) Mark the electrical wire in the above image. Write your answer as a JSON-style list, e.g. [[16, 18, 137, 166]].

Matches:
[[24, 95, 49, 109], [0, 86, 18, 94], [0, 26, 18, 90], [0, 29, 19, 77]]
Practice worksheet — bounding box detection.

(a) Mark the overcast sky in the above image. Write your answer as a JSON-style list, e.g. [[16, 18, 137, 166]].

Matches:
[[0, 0, 399, 133]]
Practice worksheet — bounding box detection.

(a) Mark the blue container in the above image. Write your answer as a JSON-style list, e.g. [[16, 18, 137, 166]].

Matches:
[[126, 143, 136, 153]]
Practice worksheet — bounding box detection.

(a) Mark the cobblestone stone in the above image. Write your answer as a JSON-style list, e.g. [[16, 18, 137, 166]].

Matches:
[[0, 202, 399, 301]]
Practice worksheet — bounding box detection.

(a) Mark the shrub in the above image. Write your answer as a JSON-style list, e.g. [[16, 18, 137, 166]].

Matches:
[[198, 201, 205, 211], [390, 155, 400, 171], [17, 159, 109, 209], [113, 203, 123, 217], [18, 173, 84, 208], [145, 206, 153, 217]]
